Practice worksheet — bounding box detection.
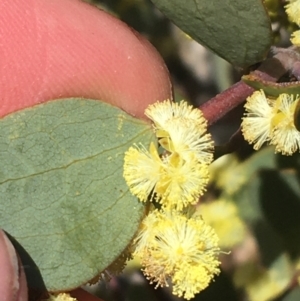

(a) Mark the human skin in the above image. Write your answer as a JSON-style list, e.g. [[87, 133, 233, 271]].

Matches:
[[0, 0, 172, 300]]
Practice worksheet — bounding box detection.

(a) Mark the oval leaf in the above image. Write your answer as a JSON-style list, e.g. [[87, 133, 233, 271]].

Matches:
[[151, 0, 272, 67], [0, 99, 154, 291]]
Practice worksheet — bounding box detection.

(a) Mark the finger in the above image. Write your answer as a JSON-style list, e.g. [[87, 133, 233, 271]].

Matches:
[[0, 230, 28, 301], [0, 0, 172, 119]]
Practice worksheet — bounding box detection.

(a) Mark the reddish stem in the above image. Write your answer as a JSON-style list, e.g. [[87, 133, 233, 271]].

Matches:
[[200, 56, 288, 125], [200, 81, 254, 125]]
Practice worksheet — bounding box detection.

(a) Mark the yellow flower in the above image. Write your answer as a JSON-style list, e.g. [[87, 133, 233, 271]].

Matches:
[[285, 0, 300, 45], [160, 118, 214, 164], [173, 263, 215, 300], [145, 100, 214, 164], [156, 152, 209, 210], [241, 90, 275, 150], [285, 0, 300, 25], [44, 293, 77, 301], [271, 93, 300, 155], [242, 90, 300, 155], [124, 144, 209, 209], [132, 206, 162, 254], [133, 210, 221, 300], [124, 100, 213, 208], [123, 142, 164, 202], [145, 100, 204, 130], [291, 30, 300, 46], [199, 199, 246, 249]]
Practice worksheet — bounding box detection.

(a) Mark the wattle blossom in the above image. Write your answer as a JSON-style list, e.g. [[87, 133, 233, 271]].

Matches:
[[124, 100, 213, 209], [241, 90, 300, 155], [133, 210, 221, 300], [285, 0, 300, 45], [145, 100, 214, 164], [124, 100, 220, 300], [123, 142, 164, 202], [45, 293, 77, 301]]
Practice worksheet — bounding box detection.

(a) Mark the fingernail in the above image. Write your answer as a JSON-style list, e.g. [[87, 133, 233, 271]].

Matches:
[[0, 230, 28, 301]]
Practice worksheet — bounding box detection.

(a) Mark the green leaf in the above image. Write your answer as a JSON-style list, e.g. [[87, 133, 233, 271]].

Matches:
[[242, 74, 300, 97], [151, 0, 272, 67], [243, 253, 293, 301], [0, 99, 154, 291], [282, 288, 300, 301], [259, 169, 300, 256], [232, 151, 300, 258]]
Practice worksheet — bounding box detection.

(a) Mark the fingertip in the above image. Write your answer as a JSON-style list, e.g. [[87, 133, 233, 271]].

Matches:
[[0, 230, 28, 301], [0, 0, 172, 119]]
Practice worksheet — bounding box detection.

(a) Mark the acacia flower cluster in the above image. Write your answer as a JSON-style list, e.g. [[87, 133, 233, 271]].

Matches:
[[44, 293, 77, 301], [285, 0, 300, 45], [123, 100, 220, 299], [124, 100, 214, 210], [133, 210, 220, 300], [241, 90, 300, 155]]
